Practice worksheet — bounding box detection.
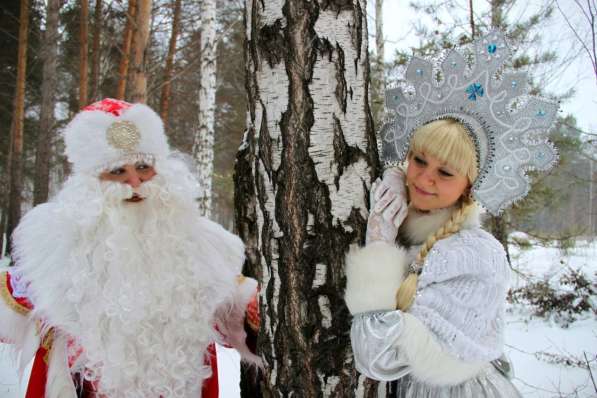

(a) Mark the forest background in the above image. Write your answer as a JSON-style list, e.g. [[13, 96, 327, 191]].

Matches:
[[0, 0, 595, 396]]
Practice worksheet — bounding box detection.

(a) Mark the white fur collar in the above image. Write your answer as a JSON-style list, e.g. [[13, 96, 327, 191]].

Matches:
[[400, 204, 481, 245]]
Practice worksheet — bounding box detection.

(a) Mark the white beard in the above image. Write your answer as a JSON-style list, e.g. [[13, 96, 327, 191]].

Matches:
[[12, 157, 243, 398]]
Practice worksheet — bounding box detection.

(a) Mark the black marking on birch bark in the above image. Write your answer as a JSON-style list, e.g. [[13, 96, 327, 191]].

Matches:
[[332, 115, 369, 190], [320, 0, 354, 13], [245, 2, 260, 122], [274, 0, 322, 395], [257, 106, 274, 181], [233, 126, 261, 275], [352, 1, 363, 73], [334, 43, 348, 113], [257, 19, 286, 68]]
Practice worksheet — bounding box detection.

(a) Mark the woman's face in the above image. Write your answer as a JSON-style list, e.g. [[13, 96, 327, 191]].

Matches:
[[406, 151, 470, 211]]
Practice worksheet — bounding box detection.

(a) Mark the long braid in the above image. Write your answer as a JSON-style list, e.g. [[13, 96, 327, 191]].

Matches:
[[395, 196, 476, 311]]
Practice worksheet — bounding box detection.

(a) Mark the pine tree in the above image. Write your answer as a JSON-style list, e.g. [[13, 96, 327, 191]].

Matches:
[[131, 0, 152, 103], [79, 0, 89, 107], [33, 0, 62, 205], [6, 0, 30, 239]]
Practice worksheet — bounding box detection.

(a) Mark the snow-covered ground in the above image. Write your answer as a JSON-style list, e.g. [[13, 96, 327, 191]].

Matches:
[[505, 237, 597, 397], [1, 239, 596, 397]]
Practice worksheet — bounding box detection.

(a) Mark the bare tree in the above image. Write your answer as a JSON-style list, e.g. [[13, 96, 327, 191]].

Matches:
[[469, 0, 475, 38], [79, 0, 89, 107], [90, 0, 103, 102], [33, 0, 61, 206], [192, 0, 217, 217], [160, 0, 182, 124], [555, 0, 597, 86], [7, 0, 29, 238], [234, 0, 379, 395], [131, 0, 151, 103], [372, 0, 385, 126], [116, 0, 137, 100]]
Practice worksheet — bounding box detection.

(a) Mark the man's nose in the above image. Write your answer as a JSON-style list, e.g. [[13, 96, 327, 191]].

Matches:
[[126, 170, 142, 188]]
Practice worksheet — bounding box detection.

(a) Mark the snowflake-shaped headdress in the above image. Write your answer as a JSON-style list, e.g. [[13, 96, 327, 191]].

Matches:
[[380, 30, 558, 215]]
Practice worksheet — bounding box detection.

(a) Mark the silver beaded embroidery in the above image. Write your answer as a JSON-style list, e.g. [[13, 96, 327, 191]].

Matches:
[[379, 30, 558, 215]]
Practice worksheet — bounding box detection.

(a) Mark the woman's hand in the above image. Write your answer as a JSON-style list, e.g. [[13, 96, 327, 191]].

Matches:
[[366, 168, 408, 244]]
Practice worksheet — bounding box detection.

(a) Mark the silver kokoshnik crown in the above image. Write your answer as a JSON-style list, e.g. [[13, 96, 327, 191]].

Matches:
[[379, 29, 558, 215]]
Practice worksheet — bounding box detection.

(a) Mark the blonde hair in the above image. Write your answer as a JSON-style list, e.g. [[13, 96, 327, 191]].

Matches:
[[409, 118, 478, 183], [396, 119, 479, 311]]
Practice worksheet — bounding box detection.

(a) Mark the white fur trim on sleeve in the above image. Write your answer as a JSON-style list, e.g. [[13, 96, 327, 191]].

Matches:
[[398, 312, 486, 386], [0, 289, 28, 344], [344, 242, 408, 315], [0, 268, 28, 343]]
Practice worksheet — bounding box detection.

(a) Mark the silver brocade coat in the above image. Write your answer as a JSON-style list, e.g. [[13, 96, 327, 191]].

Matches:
[[345, 206, 522, 397]]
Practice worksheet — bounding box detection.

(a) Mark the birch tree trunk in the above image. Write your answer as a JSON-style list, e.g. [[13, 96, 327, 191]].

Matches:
[[7, 0, 29, 238], [90, 0, 102, 102], [160, 0, 182, 124], [372, 0, 385, 125], [33, 0, 61, 206], [192, 0, 217, 217], [234, 1, 379, 395], [79, 0, 89, 108], [131, 0, 152, 103], [116, 0, 137, 100]]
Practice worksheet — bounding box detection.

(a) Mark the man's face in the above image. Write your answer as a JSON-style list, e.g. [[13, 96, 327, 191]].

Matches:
[[99, 161, 156, 202]]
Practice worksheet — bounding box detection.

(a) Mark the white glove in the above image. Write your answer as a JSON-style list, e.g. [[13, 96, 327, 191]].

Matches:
[[365, 168, 408, 244]]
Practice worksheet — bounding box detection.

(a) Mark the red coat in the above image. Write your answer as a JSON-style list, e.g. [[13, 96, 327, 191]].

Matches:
[[1, 270, 220, 398]]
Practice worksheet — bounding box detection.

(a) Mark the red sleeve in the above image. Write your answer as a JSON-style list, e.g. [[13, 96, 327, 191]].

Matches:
[[0, 270, 34, 314], [201, 343, 219, 398]]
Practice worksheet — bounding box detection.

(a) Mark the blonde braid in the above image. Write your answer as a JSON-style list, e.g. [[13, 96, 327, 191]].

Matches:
[[395, 196, 476, 311]]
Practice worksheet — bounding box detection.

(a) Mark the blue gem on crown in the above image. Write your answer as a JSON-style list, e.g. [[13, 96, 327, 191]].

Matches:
[[487, 43, 497, 54], [466, 83, 484, 101]]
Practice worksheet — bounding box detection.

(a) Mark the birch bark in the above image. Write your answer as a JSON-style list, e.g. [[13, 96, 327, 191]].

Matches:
[[235, 1, 380, 395], [160, 0, 182, 125], [192, 0, 217, 217]]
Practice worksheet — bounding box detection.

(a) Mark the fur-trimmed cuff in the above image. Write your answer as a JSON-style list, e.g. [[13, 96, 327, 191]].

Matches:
[[215, 277, 262, 367], [0, 271, 29, 344], [399, 313, 486, 385], [46, 332, 77, 398], [345, 242, 408, 315]]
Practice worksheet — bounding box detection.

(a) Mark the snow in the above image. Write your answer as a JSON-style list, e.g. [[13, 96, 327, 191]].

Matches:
[[504, 237, 597, 397], [1, 239, 595, 396]]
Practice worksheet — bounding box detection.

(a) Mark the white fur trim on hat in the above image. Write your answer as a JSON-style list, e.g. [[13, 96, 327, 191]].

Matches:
[[345, 241, 408, 315], [63, 103, 170, 175]]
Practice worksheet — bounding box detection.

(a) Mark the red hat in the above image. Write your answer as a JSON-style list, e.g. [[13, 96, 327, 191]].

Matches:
[[63, 98, 170, 175]]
